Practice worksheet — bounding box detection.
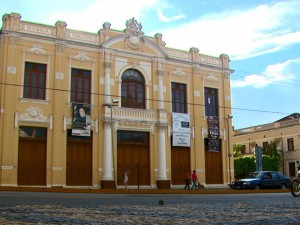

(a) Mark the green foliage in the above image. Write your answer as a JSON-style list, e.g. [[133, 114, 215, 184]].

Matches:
[[262, 155, 280, 171], [233, 144, 242, 157], [233, 142, 281, 179], [234, 157, 255, 179], [262, 141, 280, 158]]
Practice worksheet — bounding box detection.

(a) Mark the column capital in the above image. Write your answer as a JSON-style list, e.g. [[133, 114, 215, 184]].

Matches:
[[157, 122, 168, 131], [105, 61, 112, 68]]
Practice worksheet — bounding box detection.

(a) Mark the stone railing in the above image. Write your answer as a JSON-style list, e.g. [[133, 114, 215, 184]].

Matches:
[[112, 107, 157, 122], [255, 124, 274, 131], [234, 118, 300, 135], [279, 119, 299, 127]]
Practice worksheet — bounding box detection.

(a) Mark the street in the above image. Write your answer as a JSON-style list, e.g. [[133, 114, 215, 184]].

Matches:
[[0, 191, 299, 224]]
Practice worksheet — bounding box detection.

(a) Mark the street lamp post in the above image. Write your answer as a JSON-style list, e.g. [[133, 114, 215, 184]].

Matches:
[[226, 114, 233, 189], [104, 99, 119, 188]]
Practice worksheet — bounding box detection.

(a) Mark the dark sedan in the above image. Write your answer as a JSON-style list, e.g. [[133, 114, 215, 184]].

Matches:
[[231, 171, 291, 190]]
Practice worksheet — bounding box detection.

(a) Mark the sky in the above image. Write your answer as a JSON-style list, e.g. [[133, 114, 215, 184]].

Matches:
[[1, 0, 300, 129]]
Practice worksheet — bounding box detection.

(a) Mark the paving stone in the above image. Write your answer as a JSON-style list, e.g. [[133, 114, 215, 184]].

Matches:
[[0, 200, 299, 224]]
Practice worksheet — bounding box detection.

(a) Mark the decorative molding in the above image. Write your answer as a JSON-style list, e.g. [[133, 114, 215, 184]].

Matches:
[[55, 41, 67, 52], [225, 95, 231, 101], [55, 72, 64, 80], [102, 117, 112, 128], [1, 166, 14, 170], [140, 61, 151, 82], [115, 58, 127, 76], [8, 33, 20, 45], [7, 66, 16, 74], [169, 67, 188, 77], [124, 17, 145, 50], [19, 97, 49, 105], [206, 73, 217, 81], [194, 91, 200, 97], [154, 84, 166, 92], [202, 127, 208, 140], [52, 167, 63, 171], [71, 51, 92, 61], [157, 60, 164, 71], [19, 107, 49, 123], [157, 123, 168, 132], [104, 52, 113, 64], [98, 78, 103, 85], [25, 45, 49, 55]]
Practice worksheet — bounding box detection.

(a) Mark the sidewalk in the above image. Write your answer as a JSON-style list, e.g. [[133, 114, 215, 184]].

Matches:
[[0, 186, 290, 194]]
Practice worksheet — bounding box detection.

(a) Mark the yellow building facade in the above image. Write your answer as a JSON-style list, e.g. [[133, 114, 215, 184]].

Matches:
[[233, 113, 300, 177], [0, 13, 233, 189]]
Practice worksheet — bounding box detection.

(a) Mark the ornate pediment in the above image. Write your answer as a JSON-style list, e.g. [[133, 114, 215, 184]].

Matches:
[[124, 17, 144, 50], [19, 107, 48, 122], [26, 45, 49, 55]]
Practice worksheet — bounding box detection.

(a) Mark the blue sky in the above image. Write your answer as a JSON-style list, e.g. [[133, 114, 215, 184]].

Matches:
[[1, 0, 300, 129]]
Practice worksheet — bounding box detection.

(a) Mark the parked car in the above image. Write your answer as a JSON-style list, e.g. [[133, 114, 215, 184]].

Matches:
[[231, 171, 291, 190]]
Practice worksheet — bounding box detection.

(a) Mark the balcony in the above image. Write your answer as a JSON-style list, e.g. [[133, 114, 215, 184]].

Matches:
[[104, 107, 160, 125]]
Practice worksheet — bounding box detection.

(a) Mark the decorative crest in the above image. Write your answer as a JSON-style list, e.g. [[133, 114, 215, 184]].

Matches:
[[124, 17, 144, 50], [125, 17, 143, 32]]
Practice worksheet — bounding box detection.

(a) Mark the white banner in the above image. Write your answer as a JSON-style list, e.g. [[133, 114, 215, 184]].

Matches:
[[172, 113, 190, 147], [172, 113, 190, 133], [173, 132, 191, 147]]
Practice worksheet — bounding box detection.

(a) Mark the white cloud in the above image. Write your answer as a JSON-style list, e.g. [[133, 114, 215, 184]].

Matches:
[[48, 0, 158, 32], [152, 1, 300, 60], [157, 9, 185, 22], [231, 58, 300, 88]]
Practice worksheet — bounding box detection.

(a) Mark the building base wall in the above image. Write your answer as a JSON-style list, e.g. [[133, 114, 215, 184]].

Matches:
[[101, 180, 116, 189], [156, 180, 171, 189]]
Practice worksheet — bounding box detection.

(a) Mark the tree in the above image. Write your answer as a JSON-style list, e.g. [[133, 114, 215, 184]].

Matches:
[[234, 157, 255, 179], [262, 141, 280, 158], [233, 144, 243, 158], [233, 142, 281, 180]]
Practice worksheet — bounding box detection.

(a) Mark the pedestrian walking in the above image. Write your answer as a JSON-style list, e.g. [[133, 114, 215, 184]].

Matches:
[[184, 170, 190, 190], [123, 169, 128, 191], [191, 170, 198, 190]]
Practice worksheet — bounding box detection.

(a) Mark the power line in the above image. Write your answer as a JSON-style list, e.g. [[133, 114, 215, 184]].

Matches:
[[0, 36, 298, 118], [0, 81, 294, 117]]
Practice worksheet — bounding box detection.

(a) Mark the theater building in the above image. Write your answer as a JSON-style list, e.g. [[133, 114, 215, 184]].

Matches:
[[0, 13, 233, 189]]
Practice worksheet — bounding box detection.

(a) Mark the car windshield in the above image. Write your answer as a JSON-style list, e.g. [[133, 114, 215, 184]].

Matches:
[[246, 172, 263, 178]]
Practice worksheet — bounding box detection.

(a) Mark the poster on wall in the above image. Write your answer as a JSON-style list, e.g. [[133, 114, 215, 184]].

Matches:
[[72, 103, 91, 136], [172, 112, 190, 147], [207, 116, 220, 151]]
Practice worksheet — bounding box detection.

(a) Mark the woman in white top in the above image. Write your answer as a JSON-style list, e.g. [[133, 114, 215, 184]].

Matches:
[[123, 169, 128, 190]]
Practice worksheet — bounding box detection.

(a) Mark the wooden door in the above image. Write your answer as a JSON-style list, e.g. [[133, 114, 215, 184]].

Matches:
[[117, 143, 150, 186], [205, 150, 223, 184], [18, 138, 46, 186], [289, 162, 296, 177], [171, 147, 190, 185], [66, 140, 92, 186]]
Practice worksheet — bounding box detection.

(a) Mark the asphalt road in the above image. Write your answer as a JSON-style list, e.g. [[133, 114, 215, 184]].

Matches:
[[0, 191, 299, 224]]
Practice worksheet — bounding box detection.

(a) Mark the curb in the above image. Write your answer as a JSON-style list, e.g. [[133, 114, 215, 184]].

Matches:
[[0, 187, 290, 195]]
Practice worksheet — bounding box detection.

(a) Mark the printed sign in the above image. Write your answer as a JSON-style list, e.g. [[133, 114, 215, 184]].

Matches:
[[172, 113, 190, 147], [72, 103, 91, 136], [207, 116, 220, 151]]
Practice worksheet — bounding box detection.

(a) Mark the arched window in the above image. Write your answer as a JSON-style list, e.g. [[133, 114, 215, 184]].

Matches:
[[121, 69, 145, 109]]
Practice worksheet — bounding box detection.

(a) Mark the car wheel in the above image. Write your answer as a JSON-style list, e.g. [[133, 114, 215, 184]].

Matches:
[[281, 184, 287, 189], [255, 185, 260, 190]]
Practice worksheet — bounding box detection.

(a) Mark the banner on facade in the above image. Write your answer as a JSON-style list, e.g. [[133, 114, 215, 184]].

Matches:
[[207, 116, 220, 152], [72, 103, 91, 136], [172, 112, 190, 147]]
